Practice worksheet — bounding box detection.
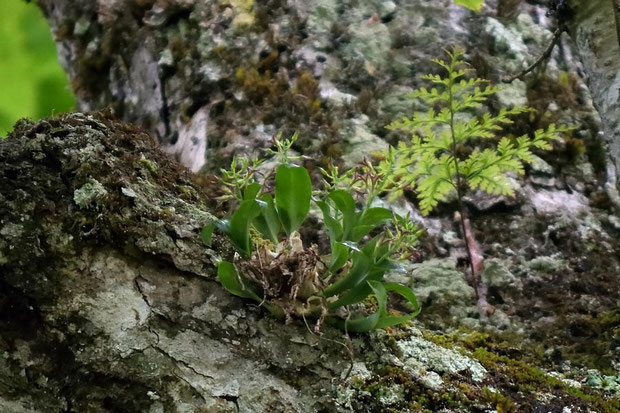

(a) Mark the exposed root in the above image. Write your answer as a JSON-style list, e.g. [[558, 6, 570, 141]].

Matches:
[[237, 234, 326, 323]]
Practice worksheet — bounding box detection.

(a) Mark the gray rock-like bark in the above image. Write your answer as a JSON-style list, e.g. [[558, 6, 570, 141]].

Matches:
[[5, 1, 620, 411], [2, 113, 615, 412], [567, 0, 620, 200], [34, 0, 477, 173], [0, 112, 344, 412]]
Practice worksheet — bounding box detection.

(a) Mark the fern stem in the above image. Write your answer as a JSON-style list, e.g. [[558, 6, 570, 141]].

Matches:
[[447, 64, 480, 302]]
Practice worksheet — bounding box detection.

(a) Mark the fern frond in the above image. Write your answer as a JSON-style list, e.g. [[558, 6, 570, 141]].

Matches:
[[452, 85, 498, 112], [532, 124, 569, 149], [387, 108, 450, 133], [415, 154, 457, 215], [451, 77, 489, 96], [384, 46, 569, 215], [411, 87, 450, 104]]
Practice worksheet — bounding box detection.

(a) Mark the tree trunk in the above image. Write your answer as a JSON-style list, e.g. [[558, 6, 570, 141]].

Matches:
[[3, 1, 620, 411], [35, 0, 469, 173], [567, 0, 620, 191], [0, 113, 347, 412], [1, 113, 615, 412]]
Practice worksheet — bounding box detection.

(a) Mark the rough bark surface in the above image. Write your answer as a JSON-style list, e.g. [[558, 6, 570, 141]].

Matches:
[[37, 0, 620, 192], [2, 113, 618, 412], [567, 0, 620, 185], [4, 1, 620, 411], [0, 112, 345, 412], [34, 0, 475, 172]]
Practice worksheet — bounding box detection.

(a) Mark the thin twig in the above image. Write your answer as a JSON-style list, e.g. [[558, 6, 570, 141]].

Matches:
[[502, 27, 562, 83]]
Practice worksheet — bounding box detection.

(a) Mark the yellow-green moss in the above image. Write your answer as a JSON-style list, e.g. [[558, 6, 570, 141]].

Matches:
[[138, 156, 159, 176]]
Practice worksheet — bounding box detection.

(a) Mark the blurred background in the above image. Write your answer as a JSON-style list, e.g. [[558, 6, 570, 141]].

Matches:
[[0, 1, 74, 136]]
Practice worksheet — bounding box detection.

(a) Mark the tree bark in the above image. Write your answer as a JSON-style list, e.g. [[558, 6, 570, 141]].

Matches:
[[0, 113, 346, 412], [567, 0, 620, 189], [35, 0, 468, 173], [1, 113, 614, 412], [4, 1, 620, 411]]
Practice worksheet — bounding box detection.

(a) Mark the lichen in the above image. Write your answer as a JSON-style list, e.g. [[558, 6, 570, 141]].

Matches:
[[397, 332, 487, 383], [73, 178, 108, 208]]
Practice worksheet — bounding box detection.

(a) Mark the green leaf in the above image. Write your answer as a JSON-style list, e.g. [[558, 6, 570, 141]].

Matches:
[[327, 270, 383, 309], [351, 207, 393, 242], [329, 241, 350, 273], [454, 0, 484, 12], [254, 195, 281, 243], [344, 281, 420, 332], [328, 190, 357, 241], [201, 223, 215, 246], [275, 164, 312, 235], [217, 261, 261, 301], [374, 282, 421, 329], [323, 251, 370, 297], [244, 182, 261, 200], [361, 236, 379, 259], [316, 199, 343, 242], [341, 281, 388, 332], [228, 199, 261, 257], [343, 311, 381, 333], [214, 218, 230, 234]]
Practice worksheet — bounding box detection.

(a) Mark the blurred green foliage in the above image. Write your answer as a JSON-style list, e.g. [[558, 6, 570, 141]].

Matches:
[[0, 1, 75, 136]]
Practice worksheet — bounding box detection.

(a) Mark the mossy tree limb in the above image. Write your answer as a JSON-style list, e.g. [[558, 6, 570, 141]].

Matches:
[[1, 113, 617, 412]]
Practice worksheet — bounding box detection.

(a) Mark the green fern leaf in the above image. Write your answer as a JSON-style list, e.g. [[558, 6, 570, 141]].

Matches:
[[385, 46, 568, 215]]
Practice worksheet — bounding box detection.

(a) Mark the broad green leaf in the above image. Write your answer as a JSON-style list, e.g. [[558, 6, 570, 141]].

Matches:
[[254, 195, 281, 243], [316, 199, 343, 242], [340, 281, 387, 332], [342, 241, 361, 252], [357, 207, 393, 227], [327, 270, 383, 309], [343, 281, 420, 332], [361, 236, 379, 259], [244, 182, 261, 200], [374, 282, 421, 329], [201, 223, 215, 246], [351, 207, 393, 242], [323, 251, 370, 297], [229, 200, 261, 257], [275, 164, 312, 235], [217, 261, 261, 301], [454, 0, 483, 12], [214, 218, 230, 234], [329, 241, 350, 273], [328, 190, 357, 240], [343, 311, 380, 333]]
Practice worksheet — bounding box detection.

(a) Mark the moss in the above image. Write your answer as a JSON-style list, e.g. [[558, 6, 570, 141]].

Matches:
[[527, 72, 579, 115], [231, 60, 344, 169], [420, 330, 455, 349], [414, 328, 620, 412], [230, 0, 256, 30], [480, 386, 516, 413], [138, 156, 159, 176], [357, 365, 475, 412], [472, 347, 620, 413], [564, 136, 586, 161]]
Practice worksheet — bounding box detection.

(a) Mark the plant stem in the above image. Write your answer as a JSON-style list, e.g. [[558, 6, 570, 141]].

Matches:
[[447, 69, 479, 301]]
